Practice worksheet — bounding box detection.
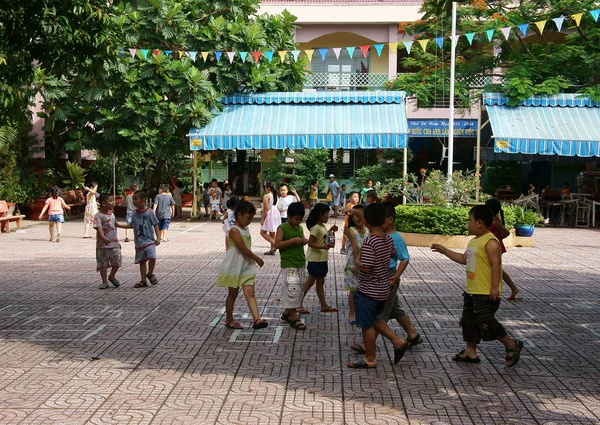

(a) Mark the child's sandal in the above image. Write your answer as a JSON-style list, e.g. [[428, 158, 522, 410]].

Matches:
[[147, 274, 158, 285], [134, 281, 148, 288], [109, 278, 120, 288], [252, 319, 268, 330], [289, 319, 306, 330], [505, 339, 524, 367], [98, 283, 110, 290]]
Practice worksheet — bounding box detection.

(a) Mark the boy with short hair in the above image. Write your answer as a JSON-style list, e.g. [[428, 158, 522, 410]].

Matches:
[[153, 184, 175, 242], [274, 202, 309, 331], [121, 191, 161, 288], [432, 205, 523, 366], [347, 203, 409, 369], [339, 184, 347, 215], [365, 190, 378, 205]]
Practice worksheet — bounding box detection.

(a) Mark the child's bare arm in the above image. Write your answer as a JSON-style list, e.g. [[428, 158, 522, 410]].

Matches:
[[153, 224, 161, 245], [115, 221, 132, 229], [431, 244, 467, 264], [96, 227, 110, 245], [492, 220, 510, 239], [486, 239, 502, 300], [347, 230, 360, 263], [391, 260, 409, 284], [229, 227, 264, 267], [307, 234, 328, 250]]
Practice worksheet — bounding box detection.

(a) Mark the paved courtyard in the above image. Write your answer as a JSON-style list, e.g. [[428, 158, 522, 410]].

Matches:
[[1, 216, 600, 425]]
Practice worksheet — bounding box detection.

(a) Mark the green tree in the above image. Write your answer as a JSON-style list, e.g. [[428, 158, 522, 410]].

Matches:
[[388, 0, 600, 104], [352, 149, 414, 188], [291, 149, 330, 198]]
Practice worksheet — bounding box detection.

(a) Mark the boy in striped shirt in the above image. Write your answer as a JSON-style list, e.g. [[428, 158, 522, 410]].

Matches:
[[347, 203, 409, 369]]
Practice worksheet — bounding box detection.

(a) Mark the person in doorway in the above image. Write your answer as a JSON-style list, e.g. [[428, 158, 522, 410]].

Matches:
[[326, 174, 341, 217]]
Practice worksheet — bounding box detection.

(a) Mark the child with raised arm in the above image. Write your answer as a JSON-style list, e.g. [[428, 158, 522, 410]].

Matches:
[[298, 203, 338, 314], [94, 194, 122, 289], [277, 184, 301, 224], [485, 199, 520, 300], [347, 203, 408, 369], [431, 205, 523, 367], [274, 202, 309, 330], [216, 201, 268, 330], [120, 191, 161, 288]]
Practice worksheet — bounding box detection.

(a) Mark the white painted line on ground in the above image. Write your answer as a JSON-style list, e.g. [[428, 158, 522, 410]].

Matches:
[[523, 311, 536, 320], [272, 326, 283, 343], [0, 305, 13, 312], [512, 330, 535, 347], [181, 223, 206, 234], [23, 316, 38, 325], [580, 323, 600, 338], [10, 312, 23, 318], [46, 306, 61, 313], [433, 321, 442, 331], [81, 324, 106, 341]]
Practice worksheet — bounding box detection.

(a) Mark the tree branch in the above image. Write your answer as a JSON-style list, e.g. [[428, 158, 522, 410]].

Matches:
[[515, 32, 535, 59]]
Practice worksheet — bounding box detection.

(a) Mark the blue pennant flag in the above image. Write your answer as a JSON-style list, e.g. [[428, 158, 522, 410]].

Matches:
[[590, 9, 600, 22], [239, 52, 248, 62], [403, 41, 413, 55], [265, 51, 274, 63], [318, 48, 328, 61], [465, 32, 476, 45], [373, 44, 384, 57], [140, 49, 149, 59], [346, 46, 355, 58], [435, 37, 444, 49], [215, 52, 223, 62], [485, 29, 495, 42], [164, 50, 172, 56], [291, 50, 301, 62], [517, 23, 529, 36], [188, 51, 197, 61], [553, 16, 565, 32]]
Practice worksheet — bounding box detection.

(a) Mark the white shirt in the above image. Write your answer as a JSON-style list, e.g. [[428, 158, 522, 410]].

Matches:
[[277, 195, 296, 219]]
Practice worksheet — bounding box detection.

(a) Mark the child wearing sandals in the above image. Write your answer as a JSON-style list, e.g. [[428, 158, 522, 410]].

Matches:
[[120, 191, 161, 288], [298, 203, 338, 314], [347, 203, 409, 369], [94, 194, 122, 289], [431, 205, 523, 367], [343, 204, 368, 325], [274, 202, 309, 331], [215, 201, 268, 330], [485, 199, 520, 300]]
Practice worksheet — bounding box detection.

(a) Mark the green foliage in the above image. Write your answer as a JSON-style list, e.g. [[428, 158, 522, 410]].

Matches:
[[86, 152, 148, 195], [291, 149, 329, 198], [63, 161, 87, 189], [352, 149, 414, 189], [262, 151, 292, 189], [482, 161, 523, 194], [507, 204, 543, 225], [394, 205, 471, 235]]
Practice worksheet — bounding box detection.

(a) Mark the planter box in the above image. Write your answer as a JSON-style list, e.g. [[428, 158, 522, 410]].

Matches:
[[400, 229, 533, 249]]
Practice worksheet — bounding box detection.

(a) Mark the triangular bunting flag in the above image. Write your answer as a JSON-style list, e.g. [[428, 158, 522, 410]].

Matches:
[[517, 23, 529, 36], [572, 13, 583, 26], [434, 37, 444, 49], [239, 52, 248, 62], [465, 33, 475, 45], [118, 49, 125, 57], [451, 35, 459, 49], [304, 49, 315, 62], [278, 51, 287, 62], [128, 48, 136, 59], [333, 47, 341, 59], [265, 51, 274, 63], [500, 27, 511, 40], [553, 16, 565, 32], [591, 9, 600, 22], [226, 52, 235, 64], [359, 45, 370, 58], [404, 41, 414, 55], [215, 52, 223, 62], [201, 52, 209, 62], [373, 44, 384, 57], [346, 46, 355, 58], [534, 20, 547, 33], [318, 48, 328, 61], [153, 49, 160, 56], [140, 49, 149, 59], [251, 51, 261, 63], [291, 50, 300, 62], [418, 39, 428, 52], [188, 51, 197, 61], [388, 42, 398, 54], [485, 29, 495, 42], [164, 50, 172, 56]]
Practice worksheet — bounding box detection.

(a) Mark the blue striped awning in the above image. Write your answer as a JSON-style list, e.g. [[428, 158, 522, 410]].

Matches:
[[189, 91, 408, 150], [484, 93, 600, 157]]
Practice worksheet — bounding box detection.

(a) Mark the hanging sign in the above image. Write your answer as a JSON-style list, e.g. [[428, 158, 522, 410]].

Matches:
[[408, 119, 478, 138]]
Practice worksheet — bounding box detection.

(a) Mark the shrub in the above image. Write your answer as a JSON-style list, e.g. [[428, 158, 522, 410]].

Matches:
[[395, 205, 471, 235]]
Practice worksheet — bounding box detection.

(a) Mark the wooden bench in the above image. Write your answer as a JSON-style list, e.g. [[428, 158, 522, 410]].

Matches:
[[67, 202, 86, 217], [0, 200, 25, 234]]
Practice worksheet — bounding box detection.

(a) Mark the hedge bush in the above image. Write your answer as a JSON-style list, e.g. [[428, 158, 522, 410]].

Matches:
[[395, 205, 516, 236]]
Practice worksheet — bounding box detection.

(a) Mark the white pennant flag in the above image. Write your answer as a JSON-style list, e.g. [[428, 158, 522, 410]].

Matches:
[[332, 47, 341, 59], [128, 48, 136, 59], [500, 27, 512, 40], [226, 52, 236, 64]]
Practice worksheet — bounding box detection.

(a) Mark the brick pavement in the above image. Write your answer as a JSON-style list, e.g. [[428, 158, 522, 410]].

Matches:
[[1, 216, 599, 424]]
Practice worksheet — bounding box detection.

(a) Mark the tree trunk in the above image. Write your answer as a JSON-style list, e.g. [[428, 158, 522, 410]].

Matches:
[[150, 159, 166, 195]]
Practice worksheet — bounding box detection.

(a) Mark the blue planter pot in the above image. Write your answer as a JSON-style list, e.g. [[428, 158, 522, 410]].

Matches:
[[515, 224, 535, 237]]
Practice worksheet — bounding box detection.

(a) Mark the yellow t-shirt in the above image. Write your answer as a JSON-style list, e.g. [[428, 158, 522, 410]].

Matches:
[[306, 224, 328, 262], [465, 232, 502, 296], [309, 186, 317, 200]]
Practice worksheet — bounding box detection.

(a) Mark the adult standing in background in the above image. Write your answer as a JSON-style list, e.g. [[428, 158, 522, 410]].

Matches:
[[359, 179, 374, 205], [326, 174, 340, 217]]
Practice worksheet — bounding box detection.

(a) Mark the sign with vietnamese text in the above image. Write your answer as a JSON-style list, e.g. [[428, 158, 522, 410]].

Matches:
[[408, 119, 478, 138]]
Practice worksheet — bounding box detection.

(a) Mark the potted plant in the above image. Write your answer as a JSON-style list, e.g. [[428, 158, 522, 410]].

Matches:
[[511, 205, 541, 237], [62, 161, 87, 191]]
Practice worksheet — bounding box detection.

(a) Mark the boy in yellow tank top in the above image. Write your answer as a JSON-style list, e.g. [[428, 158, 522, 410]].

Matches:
[[431, 206, 523, 367]]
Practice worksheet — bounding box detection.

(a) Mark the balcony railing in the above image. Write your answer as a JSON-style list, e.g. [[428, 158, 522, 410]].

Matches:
[[303, 72, 494, 90]]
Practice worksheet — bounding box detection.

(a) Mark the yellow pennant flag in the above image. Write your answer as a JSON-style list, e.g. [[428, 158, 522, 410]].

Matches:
[[304, 49, 315, 62], [278, 50, 287, 62], [418, 39, 429, 52], [534, 20, 547, 33], [572, 13, 583, 26], [388, 42, 399, 54], [201, 52, 209, 62]]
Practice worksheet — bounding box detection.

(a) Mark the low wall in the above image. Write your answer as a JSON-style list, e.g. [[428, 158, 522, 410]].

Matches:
[[400, 229, 534, 249]]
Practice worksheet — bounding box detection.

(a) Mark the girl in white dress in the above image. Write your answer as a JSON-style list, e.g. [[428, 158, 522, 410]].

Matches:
[[215, 201, 267, 330], [83, 182, 99, 238], [260, 184, 281, 255]]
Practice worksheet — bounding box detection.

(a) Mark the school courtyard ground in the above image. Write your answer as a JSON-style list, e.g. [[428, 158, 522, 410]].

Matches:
[[0, 215, 599, 425]]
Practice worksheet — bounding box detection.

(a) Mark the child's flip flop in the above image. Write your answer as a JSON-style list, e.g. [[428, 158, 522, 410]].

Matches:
[[225, 321, 243, 329], [347, 359, 376, 369], [109, 278, 120, 288]]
